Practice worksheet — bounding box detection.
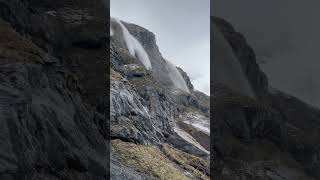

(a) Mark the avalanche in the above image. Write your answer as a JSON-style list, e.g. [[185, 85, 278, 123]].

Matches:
[[165, 60, 190, 93], [111, 18, 152, 70]]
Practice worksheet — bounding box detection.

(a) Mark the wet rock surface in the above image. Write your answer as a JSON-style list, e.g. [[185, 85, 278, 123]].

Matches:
[[110, 19, 210, 179], [0, 0, 109, 179], [110, 154, 152, 180], [211, 16, 320, 180]]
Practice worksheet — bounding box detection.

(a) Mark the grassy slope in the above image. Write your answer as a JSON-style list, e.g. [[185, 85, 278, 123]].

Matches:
[[112, 140, 210, 180]]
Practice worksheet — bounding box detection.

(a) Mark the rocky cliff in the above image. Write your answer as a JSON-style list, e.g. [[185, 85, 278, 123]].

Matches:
[[110, 19, 210, 179], [0, 0, 211, 178], [212, 16, 320, 180], [0, 0, 109, 179]]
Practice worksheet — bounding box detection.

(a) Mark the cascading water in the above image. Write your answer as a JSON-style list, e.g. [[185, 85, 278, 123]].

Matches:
[[212, 26, 255, 98], [165, 60, 190, 93], [110, 26, 114, 36], [111, 18, 152, 70]]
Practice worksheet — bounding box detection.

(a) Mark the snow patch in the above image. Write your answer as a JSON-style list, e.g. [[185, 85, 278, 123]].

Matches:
[[181, 112, 210, 134], [111, 18, 152, 70], [165, 60, 190, 93]]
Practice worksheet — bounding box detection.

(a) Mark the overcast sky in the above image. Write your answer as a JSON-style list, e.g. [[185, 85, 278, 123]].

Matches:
[[212, 0, 320, 107], [111, 0, 210, 95]]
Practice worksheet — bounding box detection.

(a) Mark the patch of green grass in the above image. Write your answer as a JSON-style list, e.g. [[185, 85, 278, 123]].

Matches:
[[111, 140, 188, 180]]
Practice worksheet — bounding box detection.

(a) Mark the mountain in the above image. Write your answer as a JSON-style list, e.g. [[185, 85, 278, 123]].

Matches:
[[110, 18, 210, 179], [0, 0, 110, 179], [212, 16, 320, 180], [0, 0, 210, 178]]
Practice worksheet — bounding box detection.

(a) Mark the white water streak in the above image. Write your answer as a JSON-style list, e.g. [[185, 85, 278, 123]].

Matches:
[[166, 60, 190, 93], [112, 18, 152, 70], [212, 27, 254, 98]]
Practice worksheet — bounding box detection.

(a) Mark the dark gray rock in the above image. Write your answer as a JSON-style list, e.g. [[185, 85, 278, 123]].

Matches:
[[267, 90, 320, 178], [110, 77, 173, 145], [111, 154, 153, 180], [211, 16, 320, 180], [109, 13, 214, 180], [177, 67, 194, 91], [110, 16, 211, 178], [0, 0, 109, 179], [111, 20, 178, 90], [166, 133, 209, 159], [210, 83, 316, 180], [0, 61, 109, 179], [212, 17, 269, 100]]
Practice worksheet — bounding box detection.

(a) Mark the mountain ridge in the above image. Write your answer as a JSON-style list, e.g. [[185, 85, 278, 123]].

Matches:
[[211, 16, 320, 180], [110, 18, 210, 179]]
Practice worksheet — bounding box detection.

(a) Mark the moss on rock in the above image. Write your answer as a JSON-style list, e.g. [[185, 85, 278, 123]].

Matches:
[[110, 68, 123, 81], [111, 139, 188, 180], [161, 144, 210, 180], [0, 19, 43, 64]]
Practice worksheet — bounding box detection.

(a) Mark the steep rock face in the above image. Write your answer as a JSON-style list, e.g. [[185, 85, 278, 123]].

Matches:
[[110, 19, 210, 179], [0, 0, 108, 104], [110, 19, 209, 148], [110, 44, 176, 145], [110, 153, 152, 180], [111, 20, 174, 89], [212, 17, 269, 100], [177, 67, 194, 91], [267, 90, 320, 178], [212, 22, 255, 99], [110, 71, 173, 144], [211, 16, 320, 180], [211, 83, 316, 180], [0, 0, 109, 179]]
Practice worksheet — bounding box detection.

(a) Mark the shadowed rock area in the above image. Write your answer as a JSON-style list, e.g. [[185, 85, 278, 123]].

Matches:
[[211, 16, 320, 180], [0, 0, 109, 179]]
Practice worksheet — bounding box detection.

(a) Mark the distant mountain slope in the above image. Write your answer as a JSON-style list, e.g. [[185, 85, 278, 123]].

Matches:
[[110, 19, 210, 179], [211, 16, 320, 180]]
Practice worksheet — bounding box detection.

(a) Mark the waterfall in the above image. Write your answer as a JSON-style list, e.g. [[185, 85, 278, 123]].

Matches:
[[110, 26, 114, 36], [111, 18, 152, 70], [212, 26, 254, 98], [165, 60, 190, 93]]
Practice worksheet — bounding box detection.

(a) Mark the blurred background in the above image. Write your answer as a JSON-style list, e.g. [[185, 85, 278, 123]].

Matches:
[[212, 0, 320, 107]]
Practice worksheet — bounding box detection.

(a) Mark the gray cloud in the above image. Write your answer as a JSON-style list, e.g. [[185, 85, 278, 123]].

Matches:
[[212, 0, 320, 107], [111, 0, 210, 95]]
